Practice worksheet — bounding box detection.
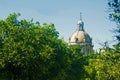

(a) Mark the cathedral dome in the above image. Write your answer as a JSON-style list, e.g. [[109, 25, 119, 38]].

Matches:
[[69, 30, 92, 45], [69, 13, 93, 54], [69, 14, 93, 47]]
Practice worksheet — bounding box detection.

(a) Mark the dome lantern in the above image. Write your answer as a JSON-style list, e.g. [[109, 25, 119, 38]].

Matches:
[[77, 13, 84, 31]]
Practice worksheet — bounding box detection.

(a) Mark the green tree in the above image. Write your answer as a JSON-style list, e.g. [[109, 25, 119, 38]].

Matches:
[[0, 13, 69, 80], [0, 13, 99, 80], [108, 0, 120, 24], [85, 52, 120, 80], [62, 45, 96, 80], [108, 0, 120, 52]]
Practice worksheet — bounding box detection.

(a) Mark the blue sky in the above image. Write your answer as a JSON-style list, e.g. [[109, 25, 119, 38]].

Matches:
[[0, 0, 116, 50]]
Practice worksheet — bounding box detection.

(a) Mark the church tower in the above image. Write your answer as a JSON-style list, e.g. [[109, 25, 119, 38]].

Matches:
[[69, 13, 93, 54]]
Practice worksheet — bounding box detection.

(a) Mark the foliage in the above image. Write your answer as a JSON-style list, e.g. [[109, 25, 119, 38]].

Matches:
[[108, 0, 120, 23], [108, 0, 120, 42], [64, 45, 97, 80], [0, 13, 68, 80], [0, 13, 120, 80], [83, 1, 120, 79], [85, 52, 120, 80]]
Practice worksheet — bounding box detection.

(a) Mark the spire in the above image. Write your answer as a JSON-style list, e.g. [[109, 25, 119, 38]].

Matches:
[[77, 12, 84, 31], [80, 12, 82, 20]]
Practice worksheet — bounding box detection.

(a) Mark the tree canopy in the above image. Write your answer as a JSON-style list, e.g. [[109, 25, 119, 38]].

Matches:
[[0, 13, 68, 80], [0, 12, 120, 80], [108, 0, 120, 53]]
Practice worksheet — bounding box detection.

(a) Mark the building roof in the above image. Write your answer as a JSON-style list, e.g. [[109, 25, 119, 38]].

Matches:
[[69, 16, 93, 46]]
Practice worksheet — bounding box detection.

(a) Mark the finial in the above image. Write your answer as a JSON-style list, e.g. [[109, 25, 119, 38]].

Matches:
[[80, 12, 82, 20]]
